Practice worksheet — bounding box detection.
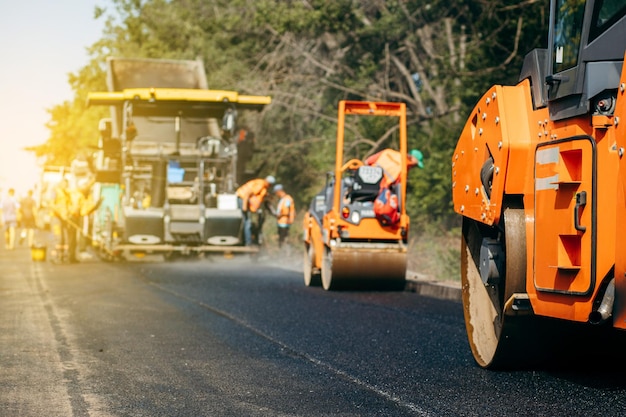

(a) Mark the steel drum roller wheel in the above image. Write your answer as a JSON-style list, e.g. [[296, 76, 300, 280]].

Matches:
[[461, 207, 527, 368], [321, 246, 406, 291], [321, 247, 334, 290], [303, 245, 321, 287]]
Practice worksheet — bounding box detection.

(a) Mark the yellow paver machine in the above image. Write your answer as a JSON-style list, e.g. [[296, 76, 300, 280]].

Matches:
[[87, 57, 271, 260]]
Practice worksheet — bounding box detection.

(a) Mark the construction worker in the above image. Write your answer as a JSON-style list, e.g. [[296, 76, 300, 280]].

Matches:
[[53, 176, 100, 263], [19, 189, 38, 248], [236, 175, 275, 245], [74, 176, 101, 257], [1, 188, 20, 250], [365, 148, 424, 226], [51, 178, 73, 262], [272, 184, 295, 248], [364, 148, 424, 187]]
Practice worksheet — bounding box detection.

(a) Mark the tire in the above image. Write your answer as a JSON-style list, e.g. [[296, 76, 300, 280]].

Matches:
[[321, 247, 334, 290], [461, 207, 529, 368], [303, 245, 321, 287]]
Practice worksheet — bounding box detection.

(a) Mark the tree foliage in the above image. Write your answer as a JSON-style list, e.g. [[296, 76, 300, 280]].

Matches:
[[38, 0, 549, 228]]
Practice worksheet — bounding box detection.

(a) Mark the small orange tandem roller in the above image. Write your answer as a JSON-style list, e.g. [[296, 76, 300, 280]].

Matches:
[[303, 101, 409, 290]]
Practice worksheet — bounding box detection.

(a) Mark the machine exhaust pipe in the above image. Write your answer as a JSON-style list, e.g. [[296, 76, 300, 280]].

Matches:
[[589, 279, 615, 325]]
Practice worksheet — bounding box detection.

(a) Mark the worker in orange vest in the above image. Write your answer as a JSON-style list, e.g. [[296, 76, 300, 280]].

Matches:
[[272, 184, 295, 248], [365, 148, 424, 225], [364, 148, 424, 187], [236, 175, 275, 245]]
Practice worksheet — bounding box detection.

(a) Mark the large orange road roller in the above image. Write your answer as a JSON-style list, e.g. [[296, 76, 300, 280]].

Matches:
[[303, 100, 409, 290], [452, 0, 626, 368]]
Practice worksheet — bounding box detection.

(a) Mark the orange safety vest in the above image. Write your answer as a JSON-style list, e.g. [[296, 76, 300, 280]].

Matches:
[[276, 194, 295, 226], [236, 178, 269, 212]]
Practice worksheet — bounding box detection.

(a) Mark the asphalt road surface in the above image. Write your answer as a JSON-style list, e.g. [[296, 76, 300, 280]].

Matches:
[[2, 246, 626, 416]]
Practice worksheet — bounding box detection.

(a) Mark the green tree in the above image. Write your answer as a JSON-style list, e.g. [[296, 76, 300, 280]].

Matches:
[[38, 0, 549, 227]]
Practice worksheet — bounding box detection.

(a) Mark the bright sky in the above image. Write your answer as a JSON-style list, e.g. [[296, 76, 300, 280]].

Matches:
[[0, 1, 110, 196]]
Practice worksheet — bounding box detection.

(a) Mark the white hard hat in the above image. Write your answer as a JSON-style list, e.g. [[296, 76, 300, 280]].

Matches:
[[273, 184, 283, 193], [265, 175, 276, 185]]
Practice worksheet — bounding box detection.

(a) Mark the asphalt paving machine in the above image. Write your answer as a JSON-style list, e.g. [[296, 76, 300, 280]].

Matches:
[[87, 57, 271, 259], [452, 0, 626, 368], [303, 100, 409, 290]]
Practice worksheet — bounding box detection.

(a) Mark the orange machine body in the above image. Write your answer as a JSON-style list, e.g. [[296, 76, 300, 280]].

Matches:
[[453, 57, 626, 327]]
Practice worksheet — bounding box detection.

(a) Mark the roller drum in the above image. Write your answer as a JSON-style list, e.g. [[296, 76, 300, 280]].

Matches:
[[322, 243, 407, 290]]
